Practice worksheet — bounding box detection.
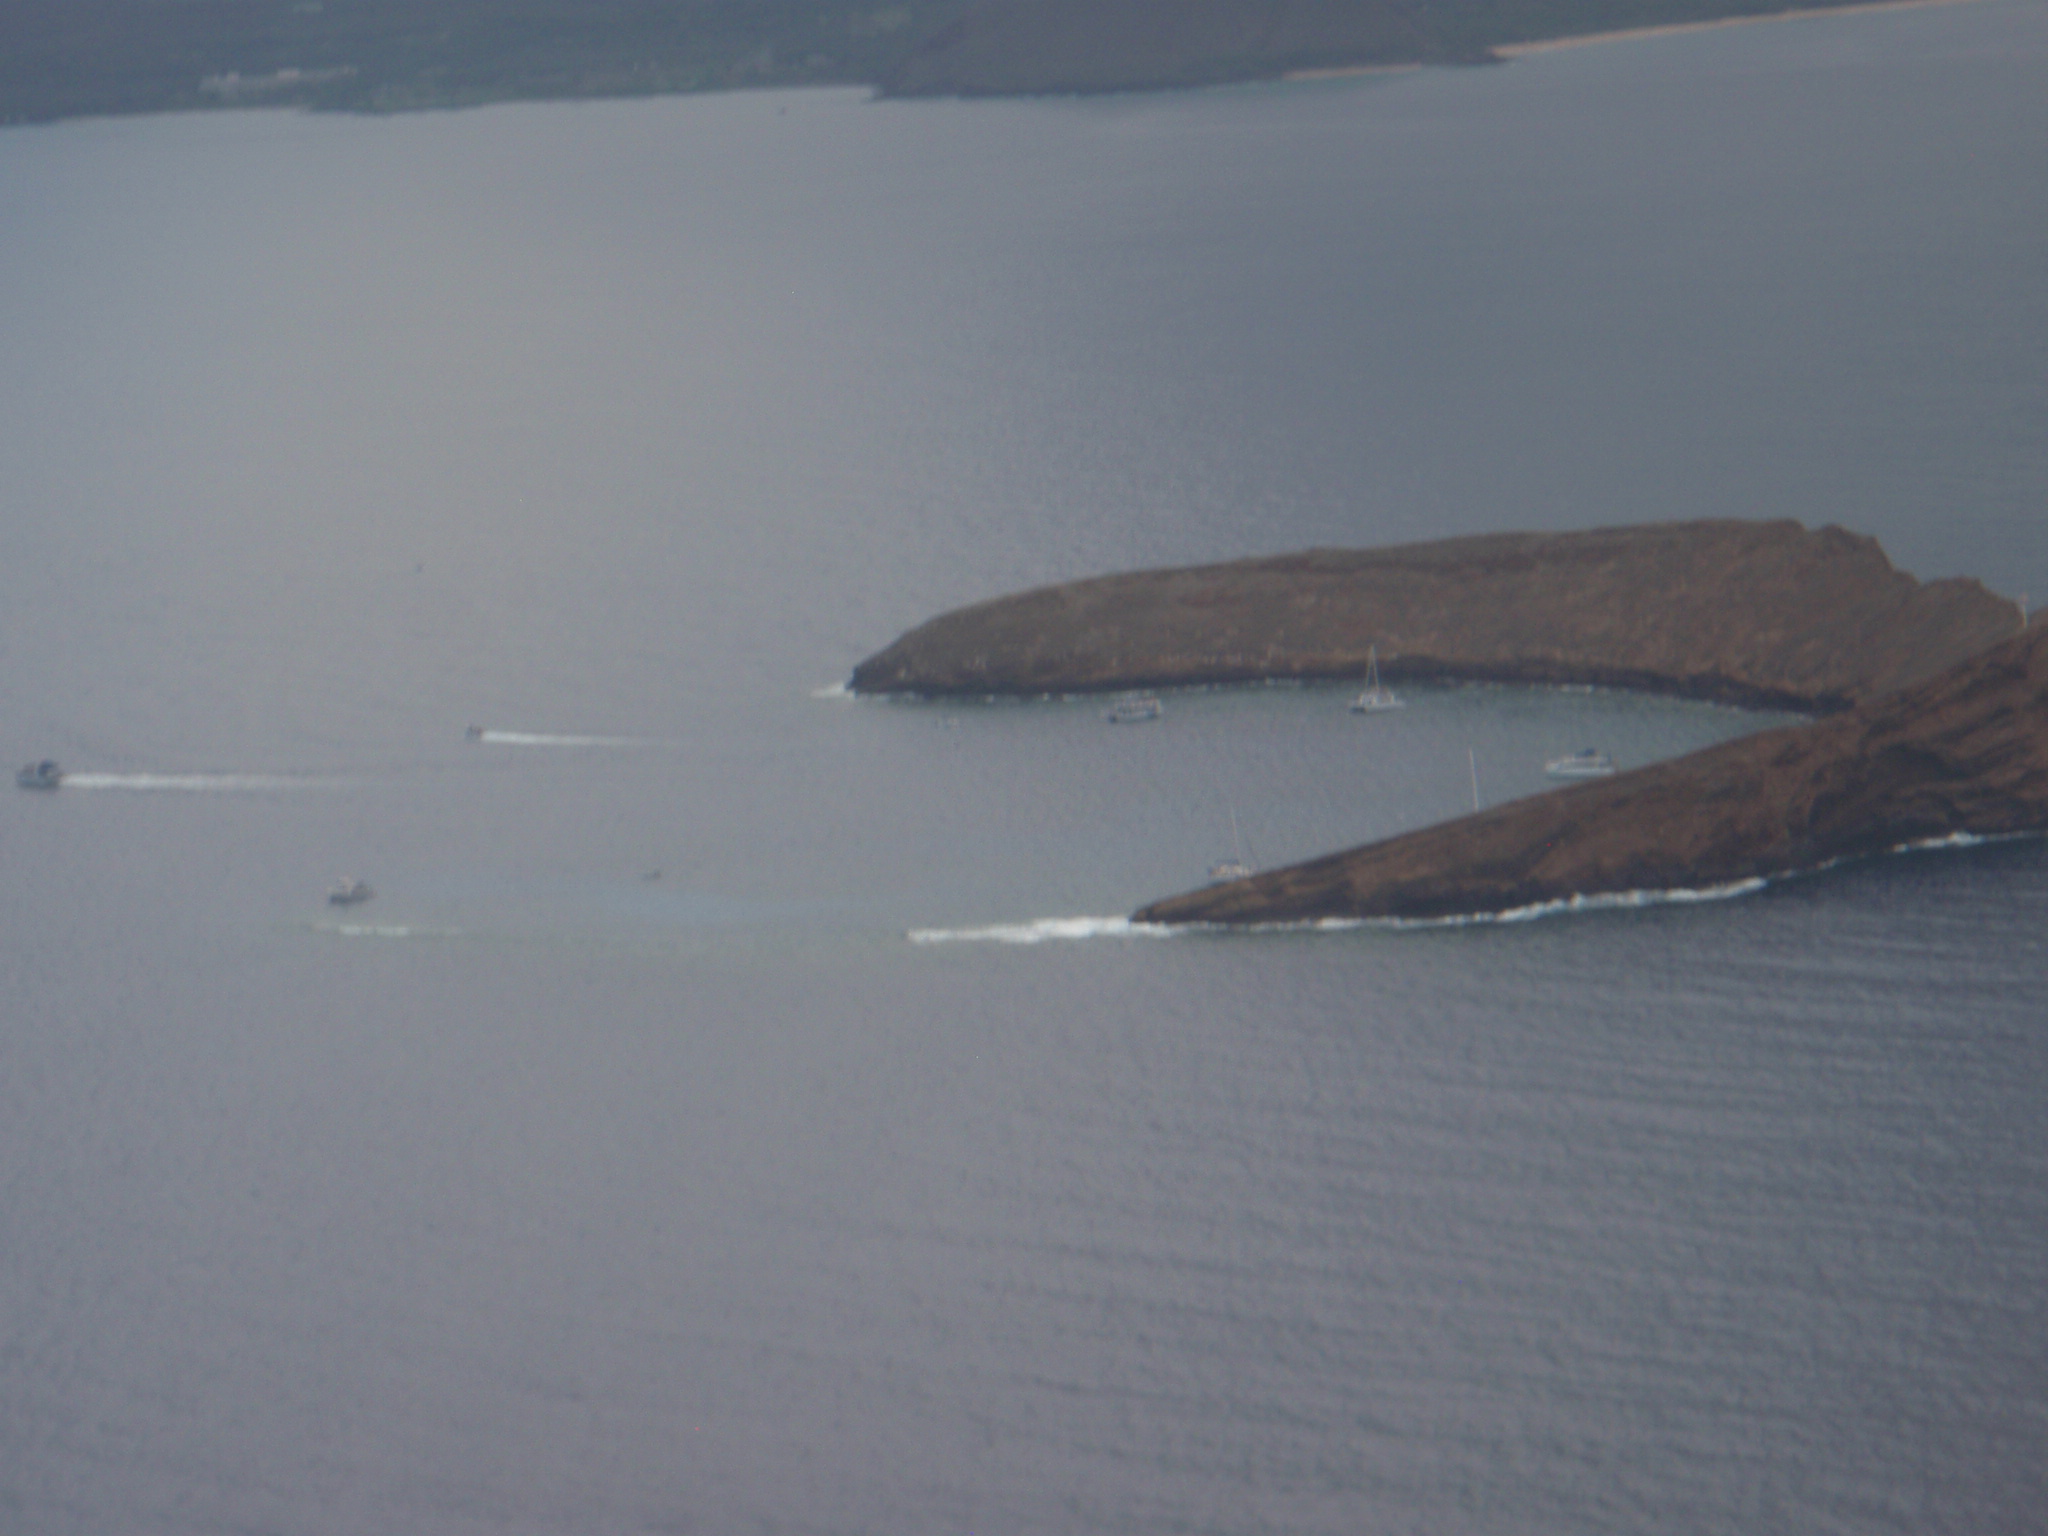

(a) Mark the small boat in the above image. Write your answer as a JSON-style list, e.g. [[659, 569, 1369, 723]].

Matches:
[[327, 878, 374, 906], [16, 759, 62, 790], [1105, 694, 1163, 724], [1545, 748, 1616, 778], [463, 724, 485, 742], [1349, 646, 1405, 713], [1207, 807, 1257, 884]]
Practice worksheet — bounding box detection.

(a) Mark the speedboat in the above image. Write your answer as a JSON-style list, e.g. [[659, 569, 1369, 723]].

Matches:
[[16, 759, 62, 790], [1348, 645, 1405, 714], [463, 724, 485, 742], [327, 878, 374, 906], [1545, 748, 1616, 778], [1105, 694, 1163, 723]]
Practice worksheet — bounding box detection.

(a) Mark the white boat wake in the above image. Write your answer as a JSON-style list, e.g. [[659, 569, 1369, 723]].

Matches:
[[907, 915, 1176, 945], [317, 923, 461, 940], [465, 730, 642, 748], [56, 772, 335, 792]]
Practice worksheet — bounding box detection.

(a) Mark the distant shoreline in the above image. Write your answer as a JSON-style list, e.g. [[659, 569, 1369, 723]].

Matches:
[[1491, 0, 1985, 58], [1276, 0, 1986, 82], [0, 0, 1999, 129]]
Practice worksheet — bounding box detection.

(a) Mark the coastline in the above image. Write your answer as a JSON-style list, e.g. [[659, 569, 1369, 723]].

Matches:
[[1491, 0, 1985, 59], [1133, 620, 2048, 927], [850, 523, 2023, 712]]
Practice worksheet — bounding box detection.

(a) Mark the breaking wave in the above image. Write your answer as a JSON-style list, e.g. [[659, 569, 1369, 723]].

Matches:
[[811, 681, 854, 700]]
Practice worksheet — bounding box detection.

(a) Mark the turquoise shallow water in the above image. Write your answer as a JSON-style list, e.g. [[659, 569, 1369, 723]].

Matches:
[[2, 4, 2045, 1532]]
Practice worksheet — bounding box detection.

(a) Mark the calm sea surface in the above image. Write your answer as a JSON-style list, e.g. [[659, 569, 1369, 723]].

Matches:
[[3, 3, 2046, 1532]]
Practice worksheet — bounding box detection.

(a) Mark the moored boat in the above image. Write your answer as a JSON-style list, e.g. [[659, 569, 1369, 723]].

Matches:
[[1545, 748, 1616, 778], [1106, 693, 1163, 723], [1348, 646, 1404, 713], [1207, 807, 1257, 883]]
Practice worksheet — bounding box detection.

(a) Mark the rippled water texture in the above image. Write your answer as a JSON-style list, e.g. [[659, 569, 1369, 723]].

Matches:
[[2, 3, 2045, 1532]]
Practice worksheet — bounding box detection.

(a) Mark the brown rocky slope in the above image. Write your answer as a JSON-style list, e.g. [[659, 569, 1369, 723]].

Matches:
[[1134, 617, 2048, 927], [852, 521, 2020, 713]]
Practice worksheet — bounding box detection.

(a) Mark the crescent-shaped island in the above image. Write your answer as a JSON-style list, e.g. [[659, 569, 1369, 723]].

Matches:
[[853, 520, 2017, 712], [852, 520, 2042, 925], [1137, 614, 2048, 926]]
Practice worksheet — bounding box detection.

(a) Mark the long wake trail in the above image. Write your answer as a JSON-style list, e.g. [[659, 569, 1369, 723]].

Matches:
[[908, 915, 1176, 945], [466, 730, 645, 747], [55, 772, 341, 792]]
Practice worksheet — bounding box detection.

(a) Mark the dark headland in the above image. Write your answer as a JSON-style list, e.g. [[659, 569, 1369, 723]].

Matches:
[[1135, 614, 2048, 926], [852, 521, 2019, 712], [2, 0, 1914, 127], [852, 518, 2040, 925]]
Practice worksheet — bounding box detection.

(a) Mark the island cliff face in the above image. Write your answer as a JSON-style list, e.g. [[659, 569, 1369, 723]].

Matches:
[[1133, 618, 2048, 927], [852, 521, 2020, 713]]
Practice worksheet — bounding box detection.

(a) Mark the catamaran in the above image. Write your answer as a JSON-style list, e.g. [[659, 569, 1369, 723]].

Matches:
[[1348, 646, 1404, 713]]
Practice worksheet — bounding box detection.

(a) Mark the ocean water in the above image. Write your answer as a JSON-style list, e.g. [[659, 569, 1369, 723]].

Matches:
[[3, 3, 2046, 1532]]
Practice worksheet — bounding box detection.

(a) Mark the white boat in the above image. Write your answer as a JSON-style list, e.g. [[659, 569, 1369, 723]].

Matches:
[[1348, 646, 1404, 713], [1545, 748, 1616, 778], [1105, 693, 1163, 723], [15, 759, 62, 790], [1207, 808, 1257, 884], [327, 878, 374, 906]]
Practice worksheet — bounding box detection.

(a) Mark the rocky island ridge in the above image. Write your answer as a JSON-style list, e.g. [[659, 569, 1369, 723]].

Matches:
[[852, 520, 2020, 712], [1134, 614, 2048, 926]]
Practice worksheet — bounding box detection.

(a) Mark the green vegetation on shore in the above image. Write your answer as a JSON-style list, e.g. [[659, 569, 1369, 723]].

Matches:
[[3, 0, 1902, 127]]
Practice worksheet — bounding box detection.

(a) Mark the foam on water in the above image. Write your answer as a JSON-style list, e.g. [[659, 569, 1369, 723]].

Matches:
[[55, 772, 335, 792], [313, 922, 460, 940], [907, 915, 1176, 945], [467, 730, 643, 747], [811, 681, 854, 700]]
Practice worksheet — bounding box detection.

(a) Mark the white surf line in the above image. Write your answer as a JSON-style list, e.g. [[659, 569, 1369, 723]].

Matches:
[[906, 831, 2043, 947], [907, 915, 1177, 945], [56, 772, 339, 792], [811, 681, 855, 700], [1184, 831, 2047, 935]]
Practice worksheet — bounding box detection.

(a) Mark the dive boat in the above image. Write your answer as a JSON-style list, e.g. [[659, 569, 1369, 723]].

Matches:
[[327, 878, 374, 906], [1348, 647, 1404, 713], [16, 760, 62, 790], [1105, 694, 1163, 723], [1545, 748, 1616, 779]]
